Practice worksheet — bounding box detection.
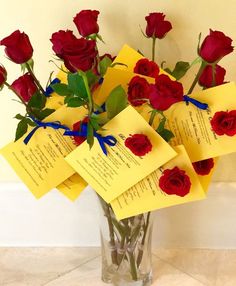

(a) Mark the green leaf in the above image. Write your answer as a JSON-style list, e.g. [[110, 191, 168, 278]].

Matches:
[[15, 119, 28, 141], [99, 56, 112, 76], [25, 118, 37, 127], [85, 70, 98, 87], [67, 73, 87, 98], [105, 85, 128, 119], [15, 114, 25, 120], [65, 96, 85, 108], [33, 108, 55, 120], [158, 129, 175, 142], [165, 61, 190, 80], [28, 92, 46, 109], [52, 83, 72, 96], [86, 122, 94, 149], [90, 115, 101, 131]]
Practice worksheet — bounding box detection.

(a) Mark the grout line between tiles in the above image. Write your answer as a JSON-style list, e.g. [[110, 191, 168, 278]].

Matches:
[[41, 254, 101, 286], [152, 253, 207, 286]]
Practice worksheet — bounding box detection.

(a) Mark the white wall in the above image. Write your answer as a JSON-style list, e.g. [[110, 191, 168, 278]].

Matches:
[[1, 182, 236, 249], [0, 0, 236, 247]]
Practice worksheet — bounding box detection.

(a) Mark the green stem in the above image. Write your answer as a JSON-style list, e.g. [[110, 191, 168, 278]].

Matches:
[[152, 38, 156, 62], [80, 72, 94, 115], [98, 196, 118, 265], [137, 212, 151, 267], [25, 62, 45, 95], [149, 110, 157, 126], [187, 61, 206, 95], [128, 251, 138, 281]]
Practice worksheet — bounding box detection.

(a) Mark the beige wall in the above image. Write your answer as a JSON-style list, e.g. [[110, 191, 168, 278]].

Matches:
[[0, 0, 236, 181]]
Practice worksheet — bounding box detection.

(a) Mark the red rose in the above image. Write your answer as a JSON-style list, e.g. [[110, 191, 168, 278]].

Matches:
[[210, 110, 236, 136], [0, 65, 7, 88], [134, 58, 159, 78], [125, 134, 152, 156], [50, 30, 77, 57], [159, 167, 191, 197], [11, 73, 38, 102], [198, 65, 226, 88], [51, 31, 97, 73], [74, 10, 100, 37], [0, 30, 33, 64], [145, 12, 172, 39], [127, 76, 150, 106], [199, 30, 234, 63], [72, 119, 88, 146], [149, 74, 183, 111], [193, 158, 214, 176]]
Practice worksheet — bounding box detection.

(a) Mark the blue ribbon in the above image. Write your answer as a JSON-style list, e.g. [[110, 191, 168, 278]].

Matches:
[[23, 117, 70, 145], [64, 122, 117, 155], [183, 95, 209, 110], [45, 78, 61, 97]]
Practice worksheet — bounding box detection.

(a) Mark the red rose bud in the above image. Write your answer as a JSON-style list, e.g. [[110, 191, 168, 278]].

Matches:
[[50, 30, 77, 57], [0, 30, 33, 64], [74, 10, 100, 37], [199, 30, 234, 63], [210, 110, 236, 136], [198, 65, 226, 88], [0, 65, 7, 88], [193, 158, 214, 176], [134, 58, 159, 78], [125, 134, 152, 156], [149, 74, 183, 111], [11, 73, 38, 102], [127, 76, 150, 106], [145, 12, 172, 39], [159, 167, 191, 197]]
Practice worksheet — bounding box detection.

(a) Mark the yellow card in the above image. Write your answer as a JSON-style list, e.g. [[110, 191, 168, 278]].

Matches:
[[57, 173, 87, 201], [164, 82, 236, 162], [113, 44, 174, 79], [111, 145, 206, 220], [65, 106, 177, 203], [0, 128, 76, 198], [0, 101, 92, 198]]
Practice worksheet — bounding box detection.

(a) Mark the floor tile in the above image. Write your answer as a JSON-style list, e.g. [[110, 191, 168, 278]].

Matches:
[[215, 250, 236, 286], [0, 247, 100, 286], [44, 254, 203, 286], [153, 248, 222, 285]]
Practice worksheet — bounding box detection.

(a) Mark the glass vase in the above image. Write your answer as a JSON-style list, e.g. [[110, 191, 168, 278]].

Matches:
[[97, 196, 153, 286]]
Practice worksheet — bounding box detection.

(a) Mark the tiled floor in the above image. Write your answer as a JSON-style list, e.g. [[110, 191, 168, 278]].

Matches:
[[0, 248, 235, 286]]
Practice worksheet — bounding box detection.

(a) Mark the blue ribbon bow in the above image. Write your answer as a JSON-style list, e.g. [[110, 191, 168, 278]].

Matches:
[[183, 95, 209, 110], [23, 117, 70, 145], [45, 78, 61, 97], [64, 122, 117, 155]]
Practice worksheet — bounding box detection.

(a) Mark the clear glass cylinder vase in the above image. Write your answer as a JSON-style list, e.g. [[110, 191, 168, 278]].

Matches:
[[97, 196, 153, 286]]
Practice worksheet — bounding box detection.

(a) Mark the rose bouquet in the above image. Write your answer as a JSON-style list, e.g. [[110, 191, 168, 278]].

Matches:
[[0, 9, 236, 286]]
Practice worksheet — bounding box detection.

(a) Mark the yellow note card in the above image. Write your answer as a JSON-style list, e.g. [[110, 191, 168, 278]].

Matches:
[[65, 106, 177, 203], [111, 145, 206, 220], [57, 173, 87, 201], [113, 44, 174, 79], [0, 128, 76, 198], [164, 82, 236, 162]]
